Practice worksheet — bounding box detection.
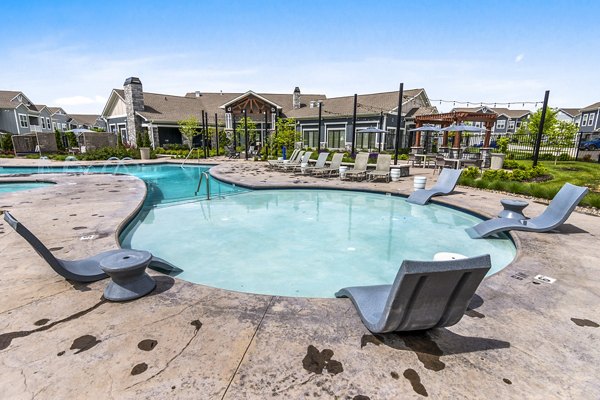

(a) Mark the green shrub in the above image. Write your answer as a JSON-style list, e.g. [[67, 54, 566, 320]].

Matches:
[[461, 166, 481, 180], [66, 131, 77, 148], [0, 133, 14, 151], [54, 129, 65, 151]]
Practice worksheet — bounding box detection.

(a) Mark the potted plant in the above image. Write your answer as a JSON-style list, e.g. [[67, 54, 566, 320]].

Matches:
[[490, 137, 509, 170]]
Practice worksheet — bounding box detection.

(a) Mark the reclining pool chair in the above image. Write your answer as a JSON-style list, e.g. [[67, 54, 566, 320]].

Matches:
[[312, 153, 344, 177], [267, 149, 300, 168], [366, 154, 392, 182], [335, 254, 491, 333], [343, 153, 369, 181], [3, 211, 181, 282], [301, 152, 329, 175], [407, 168, 463, 205], [466, 183, 589, 239]]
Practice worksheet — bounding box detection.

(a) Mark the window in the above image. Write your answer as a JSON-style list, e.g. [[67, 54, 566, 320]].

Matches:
[[18, 114, 28, 128], [109, 124, 116, 133], [46, 118, 50, 129], [495, 120, 506, 129], [326, 129, 345, 148], [41, 118, 46, 129], [52, 122, 57, 130], [582, 114, 588, 126], [508, 121, 515, 130], [516, 121, 522, 128], [302, 129, 319, 147], [62, 123, 67, 130], [589, 114, 595, 127], [355, 129, 377, 149]]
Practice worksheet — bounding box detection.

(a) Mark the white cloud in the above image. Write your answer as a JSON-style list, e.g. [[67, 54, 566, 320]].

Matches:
[[515, 54, 525, 63], [53, 95, 106, 106]]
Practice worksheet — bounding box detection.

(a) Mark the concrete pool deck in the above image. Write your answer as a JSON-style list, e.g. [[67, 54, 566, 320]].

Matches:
[[0, 158, 598, 399]]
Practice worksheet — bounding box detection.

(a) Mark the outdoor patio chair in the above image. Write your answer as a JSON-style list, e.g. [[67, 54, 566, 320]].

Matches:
[[433, 155, 455, 175], [301, 152, 329, 174], [343, 153, 369, 181], [3, 211, 181, 282], [408, 153, 421, 167], [335, 254, 491, 333], [366, 154, 392, 182], [273, 151, 305, 170], [282, 151, 312, 172], [407, 168, 463, 205], [267, 149, 300, 168], [226, 146, 240, 159], [465, 183, 589, 239], [312, 153, 344, 177]]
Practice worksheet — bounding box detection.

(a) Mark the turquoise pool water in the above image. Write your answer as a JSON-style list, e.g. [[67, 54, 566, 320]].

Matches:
[[1, 163, 516, 298], [0, 164, 245, 204], [0, 182, 52, 194], [121, 189, 516, 298]]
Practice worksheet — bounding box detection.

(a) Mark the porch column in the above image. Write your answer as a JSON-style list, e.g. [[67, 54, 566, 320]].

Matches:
[[411, 122, 424, 155], [481, 121, 494, 168], [440, 123, 450, 154]]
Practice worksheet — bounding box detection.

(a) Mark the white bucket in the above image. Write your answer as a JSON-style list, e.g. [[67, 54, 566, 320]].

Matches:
[[339, 166, 348, 179], [390, 169, 401, 182], [413, 176, 427, 190]]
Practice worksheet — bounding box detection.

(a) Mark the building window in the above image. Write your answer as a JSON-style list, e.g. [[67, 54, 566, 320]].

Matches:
[[41, 118, 46, 129], [62, 123, 67, 130], [582, 114, 588, 126], [508, 121, 515, 130], [52, 122, 57, 130], [355, 128, 377, 149], [516, 121, 522, 128], [302, 129, 319, 147], [110, 124, 116, 133], [46, 118, 51, 129], [495, 120, 506, 129], [326, 129, 345, 149], [19, 114, 29, 128], [589, 114, 595, 127]]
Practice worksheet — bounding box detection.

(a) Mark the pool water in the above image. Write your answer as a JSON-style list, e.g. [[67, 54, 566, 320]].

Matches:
[[121, 189, 516, 298], [0, 164, 245, 204], [0, 182, 52, 194]]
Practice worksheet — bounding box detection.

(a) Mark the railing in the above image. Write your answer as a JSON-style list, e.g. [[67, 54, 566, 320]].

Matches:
[[181, 147, 199, 167], [195, 171, 211, 200]]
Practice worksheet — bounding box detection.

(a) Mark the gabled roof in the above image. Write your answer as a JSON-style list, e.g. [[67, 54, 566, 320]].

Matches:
[[0, 90, 37, 111], [285, 89, 423, 119], [558, 108, 580, 117], [581, 102, 600, 112], [69, 114, 101, 126], [47, 107, 68, 115], [451, 106, 530, 119], [219, 91, 284, 110]]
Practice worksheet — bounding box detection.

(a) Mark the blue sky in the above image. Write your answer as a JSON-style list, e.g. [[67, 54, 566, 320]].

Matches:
[[1, 0, 598, 114]]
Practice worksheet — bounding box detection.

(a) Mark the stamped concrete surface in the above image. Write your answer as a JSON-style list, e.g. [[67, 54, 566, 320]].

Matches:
[[0, 158, 598, 399]]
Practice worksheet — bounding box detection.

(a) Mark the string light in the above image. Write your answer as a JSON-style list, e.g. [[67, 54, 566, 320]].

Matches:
[[429, 99, 542, 108]]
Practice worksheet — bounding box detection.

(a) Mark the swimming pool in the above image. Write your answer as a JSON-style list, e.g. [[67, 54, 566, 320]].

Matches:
[[1, 163, 516, 298], [121, 188, 516, 298], [0, 182, 52, 194]]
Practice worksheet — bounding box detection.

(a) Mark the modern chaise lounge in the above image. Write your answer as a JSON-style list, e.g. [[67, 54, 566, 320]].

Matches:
[[465, 182, 589, 239], [335, 254, 491, 333], [407, 168, 463, 205], [3, 211, 181, 282]]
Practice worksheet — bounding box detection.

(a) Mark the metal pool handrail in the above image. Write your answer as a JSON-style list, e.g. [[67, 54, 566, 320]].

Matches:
[[181, 147, 200, 167], [195, 171, 211, 199]]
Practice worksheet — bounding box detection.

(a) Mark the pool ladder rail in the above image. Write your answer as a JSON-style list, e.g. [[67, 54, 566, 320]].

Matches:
[[181, 147, 201, 167], [195, 171, 211, 200]]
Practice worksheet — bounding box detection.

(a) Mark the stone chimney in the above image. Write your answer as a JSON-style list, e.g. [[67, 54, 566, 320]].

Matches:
[[123, 77, 144, 147], [293, 87, 301, 109]]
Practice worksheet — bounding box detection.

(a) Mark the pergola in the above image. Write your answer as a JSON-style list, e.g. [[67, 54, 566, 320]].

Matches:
[[413, 111, 498, 151]]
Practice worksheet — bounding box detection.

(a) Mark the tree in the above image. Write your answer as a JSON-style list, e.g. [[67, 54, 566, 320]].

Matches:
[[178, 116, 200, 149], [547, 120, 579, 164], [235, 116, 257, 149], [272, 117, 300, 157], [54, 129, 65, 151], [521, 107, 559, 136]]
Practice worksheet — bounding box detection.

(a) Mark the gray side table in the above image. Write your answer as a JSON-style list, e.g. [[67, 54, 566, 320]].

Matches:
[[99, 250, 156, 301], [498, 199, 529, 220]]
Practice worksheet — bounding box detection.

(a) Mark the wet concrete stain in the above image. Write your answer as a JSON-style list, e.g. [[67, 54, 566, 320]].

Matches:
[[402, 333, 445, 371], [138, 339, 158, 351], [390, 371, 400, 379], [70, 334, 101, 354], [69, 214, 77, 216], [0, 299, 106, 350], [191, 320, 202, 331], [571, 318, 599, 327], [34, 318, 50, 326], [48, 247, 63, 251], [404, 368, 428, 397], [57, 351, 65, 356], [465, 309, 485, 318], [72, 226, 87, 230], [503, 378, 512, 385], [131, 362, 148, 375], [302, 345, 344, 375], [353, 396, 371, 400]]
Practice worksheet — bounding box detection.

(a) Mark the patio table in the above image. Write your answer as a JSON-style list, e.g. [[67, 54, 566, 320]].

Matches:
[[498, 199, 529, 220]]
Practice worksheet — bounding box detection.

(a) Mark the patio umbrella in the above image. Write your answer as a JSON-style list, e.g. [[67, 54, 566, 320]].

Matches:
[[441, 124, 484, 132], [356, 127, 387, 151], [408, 126, 441, 132]]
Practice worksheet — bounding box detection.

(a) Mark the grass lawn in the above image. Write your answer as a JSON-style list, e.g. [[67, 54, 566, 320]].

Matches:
[[459, 160, 600, 208]]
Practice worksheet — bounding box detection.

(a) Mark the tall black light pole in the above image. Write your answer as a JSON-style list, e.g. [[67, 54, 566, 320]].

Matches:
[[351, 94, 357, 154], [232, 113, 237, 151], [317, 101, 323, 152], [394, 83, 404, 165], [264, 110, 269, 158], [243, 108, 249, 159], [379, 111, 384, 153], [214, 113, 219, 156], [204, 111, 209, 158], [532, 90, 550, 167]]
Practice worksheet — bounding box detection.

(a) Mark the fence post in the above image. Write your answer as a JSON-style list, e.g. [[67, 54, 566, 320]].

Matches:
[[532, 90, 550, 167]]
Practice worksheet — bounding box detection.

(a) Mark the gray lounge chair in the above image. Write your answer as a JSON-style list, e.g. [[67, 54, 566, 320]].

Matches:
[[367, 154, 392, 182], [3, 211, 181, 282], [335, 255, 491, 333], [466, 183, 589, 239], [343, 153, 369, 181], [302, 152, 329, 175], [313, 153, 344, 177], [274, 151, 305, 171], [407, 168, 463, 205], [286, 151, 313, 172], [267, 149, 300, 168]]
